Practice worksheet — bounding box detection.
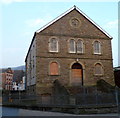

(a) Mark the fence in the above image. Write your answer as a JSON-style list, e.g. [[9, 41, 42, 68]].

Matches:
[[2, 89, 120, 114], [2, 92, 118, 107]]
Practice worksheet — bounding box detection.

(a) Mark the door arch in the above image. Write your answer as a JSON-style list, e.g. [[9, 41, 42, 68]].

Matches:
[[71, 63, 83, 86]]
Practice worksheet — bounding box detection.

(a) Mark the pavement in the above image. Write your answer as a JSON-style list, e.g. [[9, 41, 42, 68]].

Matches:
[[18, 109, 120, 117], [19, 109, 77, 116]]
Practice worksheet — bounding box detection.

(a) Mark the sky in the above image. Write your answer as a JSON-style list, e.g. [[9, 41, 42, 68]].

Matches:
[[0, 0, 119, 68]]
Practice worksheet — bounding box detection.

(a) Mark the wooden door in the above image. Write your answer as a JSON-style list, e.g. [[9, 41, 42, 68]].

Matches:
[[71, 63, 83, 85]]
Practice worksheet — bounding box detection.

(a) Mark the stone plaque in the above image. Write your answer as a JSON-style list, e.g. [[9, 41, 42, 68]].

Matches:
[[70, 18, 81, 28]]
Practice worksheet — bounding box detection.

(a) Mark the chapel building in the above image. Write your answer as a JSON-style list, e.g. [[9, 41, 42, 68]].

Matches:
[[25, 6, 115, 95]]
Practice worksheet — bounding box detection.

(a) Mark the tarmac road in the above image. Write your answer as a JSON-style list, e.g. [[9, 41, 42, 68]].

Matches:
[[18, 109, 120, 117]]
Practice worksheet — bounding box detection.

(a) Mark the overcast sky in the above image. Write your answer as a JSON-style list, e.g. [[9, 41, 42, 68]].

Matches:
[[0, 0, 119, 68]]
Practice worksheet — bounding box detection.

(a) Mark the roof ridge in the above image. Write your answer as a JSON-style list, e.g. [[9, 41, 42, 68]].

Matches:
[[36, 6, 75, 33], [75, 6, 112, 39]]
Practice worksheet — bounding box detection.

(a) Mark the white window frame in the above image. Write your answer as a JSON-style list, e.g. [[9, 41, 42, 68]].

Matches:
[[77, 39, 84, 54], [69, 39, 76, 53], [49, 37, 58, 52], [93, 41, 101, 55]]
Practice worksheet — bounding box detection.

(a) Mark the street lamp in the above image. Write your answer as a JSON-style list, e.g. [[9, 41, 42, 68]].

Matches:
[[18, 84, 21, 101]]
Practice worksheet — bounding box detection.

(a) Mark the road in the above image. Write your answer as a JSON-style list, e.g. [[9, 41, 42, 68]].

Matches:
[[2, 107, 120, 118], [18, 109, 120, 117]]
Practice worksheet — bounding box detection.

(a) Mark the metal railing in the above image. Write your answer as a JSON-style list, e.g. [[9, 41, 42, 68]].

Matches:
[[2, 92, 118, 107]]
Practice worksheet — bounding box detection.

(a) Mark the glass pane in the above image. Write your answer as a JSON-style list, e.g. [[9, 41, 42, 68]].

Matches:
[[94, 41, 101, 54], [69, 39, 75, 53], [77, 40, 83, 53], [50, 38, 57, 52]]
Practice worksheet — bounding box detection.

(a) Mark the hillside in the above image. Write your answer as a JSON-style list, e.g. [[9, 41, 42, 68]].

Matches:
[[11, 65, 25, 71], [13, 70, 25, 82]]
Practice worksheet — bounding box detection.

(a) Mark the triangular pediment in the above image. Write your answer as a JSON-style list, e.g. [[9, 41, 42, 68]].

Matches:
[[36, 6, 112, 39]]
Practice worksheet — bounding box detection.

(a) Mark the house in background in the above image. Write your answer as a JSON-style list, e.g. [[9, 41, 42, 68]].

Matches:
[[2, 68, 14, 90], [18, 76, 25, 91], [13, 76, 26, 91], [25, 6, 115, 97], [12, 82, 18, 90]]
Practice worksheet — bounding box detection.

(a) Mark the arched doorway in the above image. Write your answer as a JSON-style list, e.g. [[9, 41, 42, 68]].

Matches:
[[71, 63, 83, 86]]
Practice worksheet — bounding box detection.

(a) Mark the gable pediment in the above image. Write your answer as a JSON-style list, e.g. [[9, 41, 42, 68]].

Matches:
[[36, 6, 112, 39]]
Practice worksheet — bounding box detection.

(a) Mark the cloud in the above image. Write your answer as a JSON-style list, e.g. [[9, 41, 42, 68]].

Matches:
[[24, 17, 52, 37], [105, 20, 118, 29], [25, 15, 53, 29], [25, 18, 46, 28]]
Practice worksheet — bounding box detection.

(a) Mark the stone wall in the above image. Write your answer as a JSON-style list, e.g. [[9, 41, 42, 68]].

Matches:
[[26, 8, 115, 95]]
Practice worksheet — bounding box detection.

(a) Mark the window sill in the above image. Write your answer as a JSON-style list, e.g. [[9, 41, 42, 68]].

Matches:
[[93, 53, 102, 55], [94, 74, 104, 77], [68, 52, 84, 54], [49, 51, 59, 53], [69, 52, 76, 54]]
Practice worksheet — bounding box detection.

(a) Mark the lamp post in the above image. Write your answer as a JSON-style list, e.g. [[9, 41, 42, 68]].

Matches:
[[9, 90, 11, 103], [18, 84, 21, 101]]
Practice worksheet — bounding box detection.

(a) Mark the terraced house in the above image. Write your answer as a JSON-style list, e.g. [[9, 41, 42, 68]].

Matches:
[[25, 6, 115, 96]]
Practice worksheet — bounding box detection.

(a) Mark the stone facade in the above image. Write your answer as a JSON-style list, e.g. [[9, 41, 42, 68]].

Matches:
[[25, 6, 115, 95]]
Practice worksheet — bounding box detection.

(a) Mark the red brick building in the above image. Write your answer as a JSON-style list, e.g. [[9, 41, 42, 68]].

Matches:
[[25, 6, 115, 96], [2, 68, 14, 90]]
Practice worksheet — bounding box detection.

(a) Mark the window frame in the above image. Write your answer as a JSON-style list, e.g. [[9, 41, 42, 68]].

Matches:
[[94, 63, 104, 76], [93, 40, 101, 55], [69, 39, 76, 53], [77, 39, 84, 54], [49, 61, 60, 76], [70, 17, 81, 28], [49, 37, 58, 53]]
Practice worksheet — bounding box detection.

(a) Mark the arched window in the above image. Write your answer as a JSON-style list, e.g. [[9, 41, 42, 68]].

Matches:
[[94, 63, 103, 75], [93, 41, 101, 54], [77, 39, 83, 53], [50, 62, 59, 75], [49, 38, 58, 52], [69, 39, 76, 53]]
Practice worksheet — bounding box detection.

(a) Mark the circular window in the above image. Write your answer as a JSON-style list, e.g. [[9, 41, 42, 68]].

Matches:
[[70, 18, 81, 28]]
